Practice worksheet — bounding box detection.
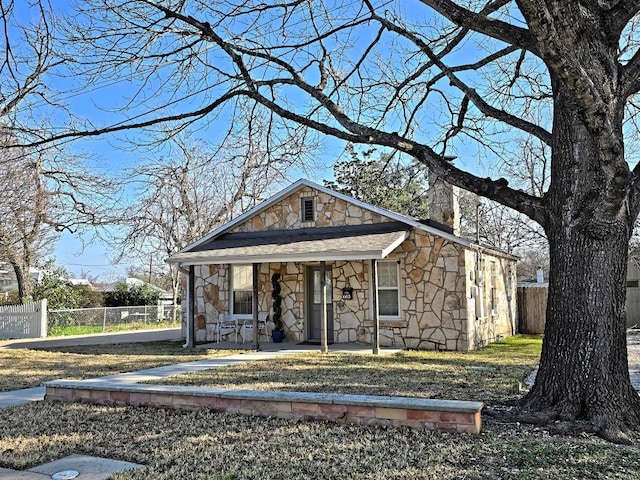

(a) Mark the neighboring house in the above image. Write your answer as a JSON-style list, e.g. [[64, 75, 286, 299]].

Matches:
[[167, 178, 518, 352], [0, 264, 12, 293], [97, 277, 173, 304], [0, 265, 45, 293]]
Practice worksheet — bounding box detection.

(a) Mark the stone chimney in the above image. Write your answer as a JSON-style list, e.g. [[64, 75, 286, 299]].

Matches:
[[428, 174, 460, 236]]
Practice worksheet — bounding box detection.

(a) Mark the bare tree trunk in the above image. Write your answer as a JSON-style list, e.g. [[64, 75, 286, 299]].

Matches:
[[11, 261, 33, 302], [522, 81, 640, 441], [524, 220, 640, 439]]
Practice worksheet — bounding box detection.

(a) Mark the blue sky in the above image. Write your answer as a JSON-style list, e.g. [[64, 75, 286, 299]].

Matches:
[[51, 132, 343, 281], [54, 232, 123, 280], [35, 1, 503, 281]]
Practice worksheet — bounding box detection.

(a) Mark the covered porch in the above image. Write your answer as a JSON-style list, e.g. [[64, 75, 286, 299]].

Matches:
[[167, 223, 411, 355]]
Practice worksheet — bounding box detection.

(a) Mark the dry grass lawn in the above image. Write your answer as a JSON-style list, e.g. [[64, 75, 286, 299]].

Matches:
[[1, 335, 639, 479], [151, 336, 543, 402], [1, 402, 639, 479], [0, 341, 238, 391]]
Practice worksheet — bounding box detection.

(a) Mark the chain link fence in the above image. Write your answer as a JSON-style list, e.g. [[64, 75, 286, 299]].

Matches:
[[48, 304, 182, 336]]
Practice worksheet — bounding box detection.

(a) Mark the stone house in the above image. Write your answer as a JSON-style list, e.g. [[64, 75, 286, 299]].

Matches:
[[167, 178, 518, 352]]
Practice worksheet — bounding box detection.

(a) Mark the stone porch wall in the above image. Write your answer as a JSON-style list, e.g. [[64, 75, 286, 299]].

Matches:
[[45, 381, 483, 434], [192, 263, 306, 343], [193, 264, 227, 342]]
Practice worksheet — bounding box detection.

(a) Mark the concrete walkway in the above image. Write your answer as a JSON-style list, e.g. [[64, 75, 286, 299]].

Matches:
[[0, 342, 399, 408], [0, 387, 45, 409], [0, 328, 178, 408]]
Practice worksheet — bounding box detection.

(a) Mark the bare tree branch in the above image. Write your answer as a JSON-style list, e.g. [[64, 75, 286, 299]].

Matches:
[[621, 48, 640, 98], [606, 1, 640, 34], [418, 0, 538, 54], [366, 8, 553, 145]]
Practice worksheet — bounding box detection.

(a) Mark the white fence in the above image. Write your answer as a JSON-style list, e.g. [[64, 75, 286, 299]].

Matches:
[[0, 299, 48, 339]]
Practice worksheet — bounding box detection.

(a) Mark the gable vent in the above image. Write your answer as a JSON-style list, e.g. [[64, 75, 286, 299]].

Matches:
[[302, 197, 315, 222]]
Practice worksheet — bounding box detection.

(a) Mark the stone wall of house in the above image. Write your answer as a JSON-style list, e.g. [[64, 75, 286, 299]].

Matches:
[[189, 244, 515, 349], [329, 230, 469, 350], [332, 260, 371, 343], [398, 231, 469, 350], [230, 187, 393, 233], [330, 232, 517, 351], [464, 249, 517, 350], [187, 185, 516, 350]]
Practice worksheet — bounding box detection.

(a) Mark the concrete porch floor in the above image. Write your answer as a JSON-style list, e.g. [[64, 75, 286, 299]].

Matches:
[[196, 339, 402, 355]]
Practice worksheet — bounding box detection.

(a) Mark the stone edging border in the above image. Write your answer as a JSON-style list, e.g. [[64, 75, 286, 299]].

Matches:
[[44, 380, 483, 434]]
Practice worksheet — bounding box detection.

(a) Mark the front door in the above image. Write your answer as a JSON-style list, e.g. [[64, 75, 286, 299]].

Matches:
[[307, 265, 333, 342]]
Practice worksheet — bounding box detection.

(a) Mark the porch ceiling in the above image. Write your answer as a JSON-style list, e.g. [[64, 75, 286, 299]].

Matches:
[[167, 228, 410, 266]]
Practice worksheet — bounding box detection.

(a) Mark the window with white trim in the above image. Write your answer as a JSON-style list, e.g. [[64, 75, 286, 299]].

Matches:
[[377, 261, 400, 317], [232, 265, 253, 316]]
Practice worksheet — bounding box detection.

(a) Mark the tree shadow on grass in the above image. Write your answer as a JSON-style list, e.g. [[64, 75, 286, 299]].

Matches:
[[156, 351, 537, 402]]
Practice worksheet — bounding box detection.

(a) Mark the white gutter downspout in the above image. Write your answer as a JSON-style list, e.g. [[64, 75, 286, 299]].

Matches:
[[506, 264, 516, 335], [176, 263, 194, 349], [474, 246, 485, 320], [371, 259, 380, 355]]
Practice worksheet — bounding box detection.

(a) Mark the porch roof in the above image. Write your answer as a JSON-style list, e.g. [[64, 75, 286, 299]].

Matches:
[[167, 223, 411, 266]]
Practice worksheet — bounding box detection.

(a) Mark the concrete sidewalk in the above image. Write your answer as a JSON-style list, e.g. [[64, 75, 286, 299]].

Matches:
[[0, 327, 182, 350], [0, 350, 294, 408], [0, 387, 45, 409], [0, 343, 399, 408]]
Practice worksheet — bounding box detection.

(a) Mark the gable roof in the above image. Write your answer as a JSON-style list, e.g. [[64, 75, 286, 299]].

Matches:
[[176, 178, 472, 254], [170, 223, 411, 265], [167, 177, 517, 267]]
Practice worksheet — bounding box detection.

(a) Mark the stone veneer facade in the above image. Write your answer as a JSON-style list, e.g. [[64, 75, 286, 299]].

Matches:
[[189, 186, 517, 351]]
